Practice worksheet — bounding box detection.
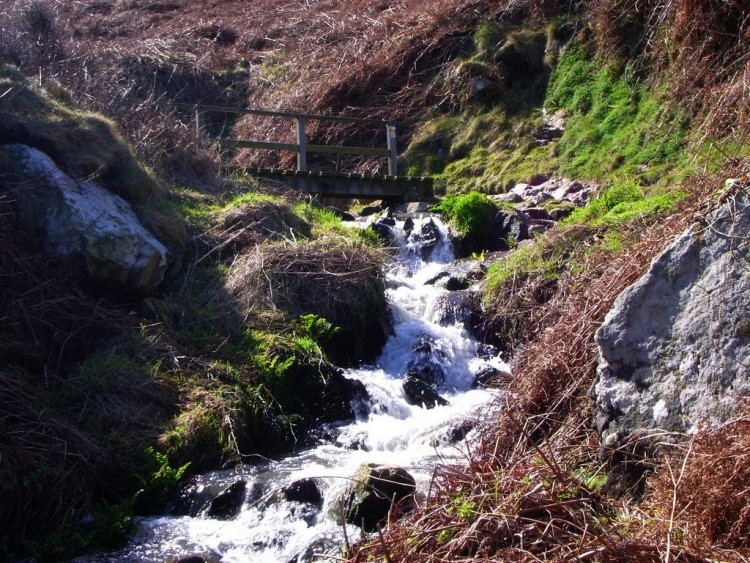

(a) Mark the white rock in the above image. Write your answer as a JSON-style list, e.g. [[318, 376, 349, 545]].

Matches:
[[593, 192, 750, 447], [7, 144, 167, 295]]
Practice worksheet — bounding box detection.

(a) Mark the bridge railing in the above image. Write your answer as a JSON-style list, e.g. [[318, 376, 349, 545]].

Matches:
[[175, 103, 399, 176]]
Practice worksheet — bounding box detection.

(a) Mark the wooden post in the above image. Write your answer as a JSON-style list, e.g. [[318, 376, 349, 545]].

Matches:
[[296, 117, 307, 171], [387, 124, 398, 176], [195, 109, 205, 147]]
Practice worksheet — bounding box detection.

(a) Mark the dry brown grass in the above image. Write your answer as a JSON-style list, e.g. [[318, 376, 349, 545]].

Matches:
[[0, 194, 129, 372], [3, 0, 747, 182], [646, 410, 750, 554], [0, 191, 181, 548], [347, 173, 729, 561], [0, 367, 107, 542], [225, 236, 387, 355], [2, 0, 579, 176]]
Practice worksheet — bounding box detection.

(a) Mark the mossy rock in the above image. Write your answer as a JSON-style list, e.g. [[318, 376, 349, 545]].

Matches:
[[341, 463, 416, 532]]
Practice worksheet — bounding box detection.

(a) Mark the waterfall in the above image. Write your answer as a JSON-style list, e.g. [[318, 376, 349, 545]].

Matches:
[[91, 216, 508, 563]]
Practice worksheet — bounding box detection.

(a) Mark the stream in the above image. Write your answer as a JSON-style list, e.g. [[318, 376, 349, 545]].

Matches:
[[94, 215, 507, 562]]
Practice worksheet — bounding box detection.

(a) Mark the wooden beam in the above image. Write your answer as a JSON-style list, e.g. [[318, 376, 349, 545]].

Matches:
[[220, 139, 299, 152], [306, 144, 391, 157], [219, 139, 391, 158], [175, 102, 397, 126], [387, 124, 398, 176], [296, 117, 307, 171]]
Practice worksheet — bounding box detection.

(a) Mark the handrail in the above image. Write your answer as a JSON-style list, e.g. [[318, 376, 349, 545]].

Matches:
[[175, 103, 399, 175], [174, 102, 398, 126]]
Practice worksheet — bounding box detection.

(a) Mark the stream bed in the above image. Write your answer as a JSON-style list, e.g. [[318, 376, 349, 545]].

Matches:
[[93, 215, 507, 562]]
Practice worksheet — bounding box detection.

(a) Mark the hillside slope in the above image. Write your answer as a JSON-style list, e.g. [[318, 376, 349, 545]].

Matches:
[[2, 0, 750, 560]]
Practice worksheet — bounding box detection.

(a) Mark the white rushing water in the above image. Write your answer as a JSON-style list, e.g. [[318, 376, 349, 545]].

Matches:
[[99, 216, 507, 563]]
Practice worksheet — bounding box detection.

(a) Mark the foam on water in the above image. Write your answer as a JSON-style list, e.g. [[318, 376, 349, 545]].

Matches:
[[93, 216, 507, 563]]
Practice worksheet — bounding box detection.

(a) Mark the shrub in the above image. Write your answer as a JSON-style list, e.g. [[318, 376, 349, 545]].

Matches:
[[225, 238, 387, 362], [433, 191, 498, 252]]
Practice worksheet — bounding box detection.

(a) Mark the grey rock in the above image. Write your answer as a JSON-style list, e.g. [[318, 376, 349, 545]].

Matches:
[[403, 216, 415, 236], [5, 144, 167, 295], [522, 207, 553, 221], [496, 210, 531, 245], [282, 478, 323, 508], [207, 480, 246, 520], [472, 366, 512, 389], [444, 276, 470, 291], [428, 290, 477, 328], [507, 176, 596, 208], [593, 191, 750, 449], [175, 554, 221, 563], [404, 336, 448, 387], [360, 201, 384, 216], [410, 217, 441, 260], [425, 271, 451, 286], [430, 419, 475, 446], [325, 206, 356, 222], [535, 191, 555, 205], [491, 191, 524, 204], [402, 373, 450, 409], [392, 201, 433, 216], [370, 219, 396, 245], [528, 174, 550, 187], [340, 463, 416, 532], [550, 205, 575, 221]]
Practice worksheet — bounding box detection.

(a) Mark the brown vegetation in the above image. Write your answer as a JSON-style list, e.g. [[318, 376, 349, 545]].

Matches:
[[226, 234, 388, 360], [2, 0, 750, 559], [347, 170, 750, 560], [0, 198, 175, 546], [3, 0, 747, 179]]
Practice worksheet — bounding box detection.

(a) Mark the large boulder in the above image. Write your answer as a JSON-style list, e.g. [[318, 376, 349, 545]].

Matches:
[[593, 186, 750, 450], [3, 144, 168, 296], [340, 463, 416, 532]]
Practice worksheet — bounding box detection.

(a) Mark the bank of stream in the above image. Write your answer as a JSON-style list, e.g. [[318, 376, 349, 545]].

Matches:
[[90, 215, 507, 562]]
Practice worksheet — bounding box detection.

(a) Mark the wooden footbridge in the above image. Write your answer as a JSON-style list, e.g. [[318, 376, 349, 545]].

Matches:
[[179, 104, 434, 202]]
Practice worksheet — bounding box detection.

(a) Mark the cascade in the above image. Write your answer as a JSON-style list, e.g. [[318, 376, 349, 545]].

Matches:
[[92, 216, 507, 563]]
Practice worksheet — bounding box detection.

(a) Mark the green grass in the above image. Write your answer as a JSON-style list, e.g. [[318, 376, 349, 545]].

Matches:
[[544, 41, 691, 181], [432, 191, 499, 252], [228, 191, 279, 207], [484, 241, 558, 291], [563, 177, 685, 226], [404, 31, 694, 197]]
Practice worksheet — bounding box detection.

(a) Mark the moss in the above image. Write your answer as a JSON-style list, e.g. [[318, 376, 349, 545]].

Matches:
[[403, 21, 556, 187], [432, 191, 498, 252], [406, 26, 694, 199], [545, 39, 692, 181], [484, 241, 557, 291]]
